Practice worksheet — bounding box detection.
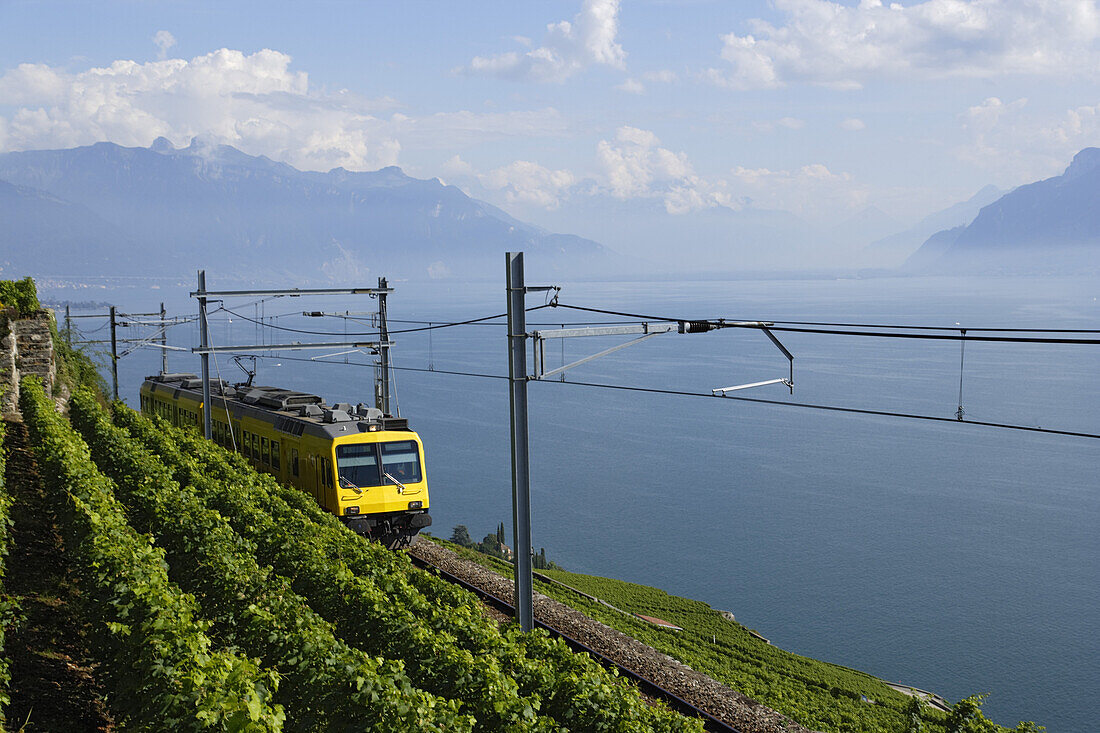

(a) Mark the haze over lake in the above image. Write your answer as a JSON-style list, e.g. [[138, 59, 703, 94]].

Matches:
[[62, 272, 1098, 732]]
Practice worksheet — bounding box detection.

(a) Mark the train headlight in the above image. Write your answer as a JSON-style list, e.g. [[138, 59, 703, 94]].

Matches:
[[345, 506, 360, 516], [408, 501, 422, 510]]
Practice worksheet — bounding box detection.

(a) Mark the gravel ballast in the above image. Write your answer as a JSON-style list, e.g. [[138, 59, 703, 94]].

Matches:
[[409, 540, 821, 733]]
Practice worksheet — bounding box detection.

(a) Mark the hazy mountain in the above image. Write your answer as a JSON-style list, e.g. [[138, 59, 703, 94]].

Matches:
[[906, 149, 1100, 274], [900, 225, 965, 272], [0, 179, 132, 277], [523, 189, 835, 273], [862, 185, 1004, 267], [0, 139, 619, 281], [827, 205, 902, 253]]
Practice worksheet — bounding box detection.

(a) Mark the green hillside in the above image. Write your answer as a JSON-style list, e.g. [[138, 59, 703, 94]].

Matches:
[[435, 539, 1041, 733]]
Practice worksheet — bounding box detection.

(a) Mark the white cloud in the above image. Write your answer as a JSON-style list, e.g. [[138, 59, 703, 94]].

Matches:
[[593, 126, 744, 214], [752, 116, 806, 132], [641, 69, 678, 84], [708, 0, 1100, 90], [616, 78, 645, 94], [0, 50, 570, 172], [440, 154, 475, 178], [596, 126, 693, 200], [954, 95, 1100, 183], [153, 30, 177, 60], [461, 0, 626, 83], [841, 117, 866, 130], [479, 160, 576, 208], [728, 163, 869, 219]]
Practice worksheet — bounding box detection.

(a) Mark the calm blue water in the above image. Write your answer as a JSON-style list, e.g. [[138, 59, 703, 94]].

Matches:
[[60, 274, 1099, 732]]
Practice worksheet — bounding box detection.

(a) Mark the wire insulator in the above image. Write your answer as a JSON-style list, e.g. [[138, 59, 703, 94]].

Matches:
[[680, 320, 716, 334]]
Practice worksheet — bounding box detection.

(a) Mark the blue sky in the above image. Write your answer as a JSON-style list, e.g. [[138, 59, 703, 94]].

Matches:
[[2, 0, 1099, 243]]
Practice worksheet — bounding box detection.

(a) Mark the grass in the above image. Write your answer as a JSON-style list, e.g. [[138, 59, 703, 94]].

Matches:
[[427, 536, 954, 733]]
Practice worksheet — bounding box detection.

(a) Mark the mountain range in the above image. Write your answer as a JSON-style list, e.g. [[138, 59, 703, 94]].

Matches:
[[905, 148, 1100, 274], [0, 139, 1097, 281], [862, 184, 1005, 268], [0, 138, 616, 282]]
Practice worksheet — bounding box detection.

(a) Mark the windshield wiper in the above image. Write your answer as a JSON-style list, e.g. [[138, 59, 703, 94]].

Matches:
[[339, 475, 362, 494], [383, 471, 407, 495]]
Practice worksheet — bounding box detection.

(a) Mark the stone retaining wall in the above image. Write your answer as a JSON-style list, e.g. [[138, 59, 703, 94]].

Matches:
[[0, 311, 55, 416], [0, 316, 16, 414]]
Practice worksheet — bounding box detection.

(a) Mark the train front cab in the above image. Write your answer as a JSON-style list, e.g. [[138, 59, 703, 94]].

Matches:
[[327, 430, 432, 546]]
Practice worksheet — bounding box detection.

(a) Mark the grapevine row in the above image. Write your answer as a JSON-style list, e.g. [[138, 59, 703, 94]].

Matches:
[[0, 415, 12, 728], [18, 378, 285, 731], [68, 389, 475, 733], [112, 404, 706, 733]]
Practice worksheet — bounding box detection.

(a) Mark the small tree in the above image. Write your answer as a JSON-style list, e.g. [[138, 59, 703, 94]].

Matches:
[[0, 277, 40, 316], [449, 525, 473, 547], [945, 695, 997, 733], [479, 534, 505, 559], [903, 695, 923, 733]]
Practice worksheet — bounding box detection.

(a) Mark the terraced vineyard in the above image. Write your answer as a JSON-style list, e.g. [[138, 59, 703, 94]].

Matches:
[[0, 418, 10, 725], [12, 376, 706, 732], [438, 543, 1043, 733]]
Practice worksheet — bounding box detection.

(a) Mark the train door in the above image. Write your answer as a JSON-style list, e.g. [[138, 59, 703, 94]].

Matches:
[[270, 438, 282, 481], [285, 442, 300, 490], [312, 454, 326, 509]]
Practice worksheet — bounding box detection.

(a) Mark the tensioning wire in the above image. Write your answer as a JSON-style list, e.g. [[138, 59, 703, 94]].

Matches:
[[243, 353, 1100, 440], [213, 304, 555, 337], [550, 303, 1100, 345]]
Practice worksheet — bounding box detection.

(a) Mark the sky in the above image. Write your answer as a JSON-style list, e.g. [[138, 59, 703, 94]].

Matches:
[[2, 0, 1100, 239]]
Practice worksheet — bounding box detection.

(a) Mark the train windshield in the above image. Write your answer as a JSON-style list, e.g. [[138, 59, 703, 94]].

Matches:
[[336, 440, 422, 488]]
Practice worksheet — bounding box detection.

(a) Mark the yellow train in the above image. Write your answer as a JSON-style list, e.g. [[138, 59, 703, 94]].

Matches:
[[140, 372, 431, 547]]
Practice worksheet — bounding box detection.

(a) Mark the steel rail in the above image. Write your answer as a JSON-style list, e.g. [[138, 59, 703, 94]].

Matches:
[[406, 553, 742, 733]]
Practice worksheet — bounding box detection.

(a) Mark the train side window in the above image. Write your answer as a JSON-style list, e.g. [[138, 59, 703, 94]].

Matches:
[[252, 434, 259, 462], [271, 440, 280, 470], [243, 431, 252, 458], [261, 437, 269, 465], [291, 448, 299, 477]]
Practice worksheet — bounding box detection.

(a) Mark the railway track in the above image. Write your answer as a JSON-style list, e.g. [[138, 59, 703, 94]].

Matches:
[[407, 552, 743, 733]]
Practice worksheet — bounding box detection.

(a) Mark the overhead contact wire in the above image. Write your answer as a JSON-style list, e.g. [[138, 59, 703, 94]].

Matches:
[[243, 353, 1099, 440], [551, 303, 1100, 344], [215, 304, 554, 336]]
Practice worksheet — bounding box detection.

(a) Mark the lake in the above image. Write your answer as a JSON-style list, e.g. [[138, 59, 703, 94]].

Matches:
[[57, 273, 1098, 731]]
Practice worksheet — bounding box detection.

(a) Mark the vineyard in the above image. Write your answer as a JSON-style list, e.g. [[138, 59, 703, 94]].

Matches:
[[6, 376, 706, 732], [0, 277, 1042, 733], [438, 545, 1044, 733]]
